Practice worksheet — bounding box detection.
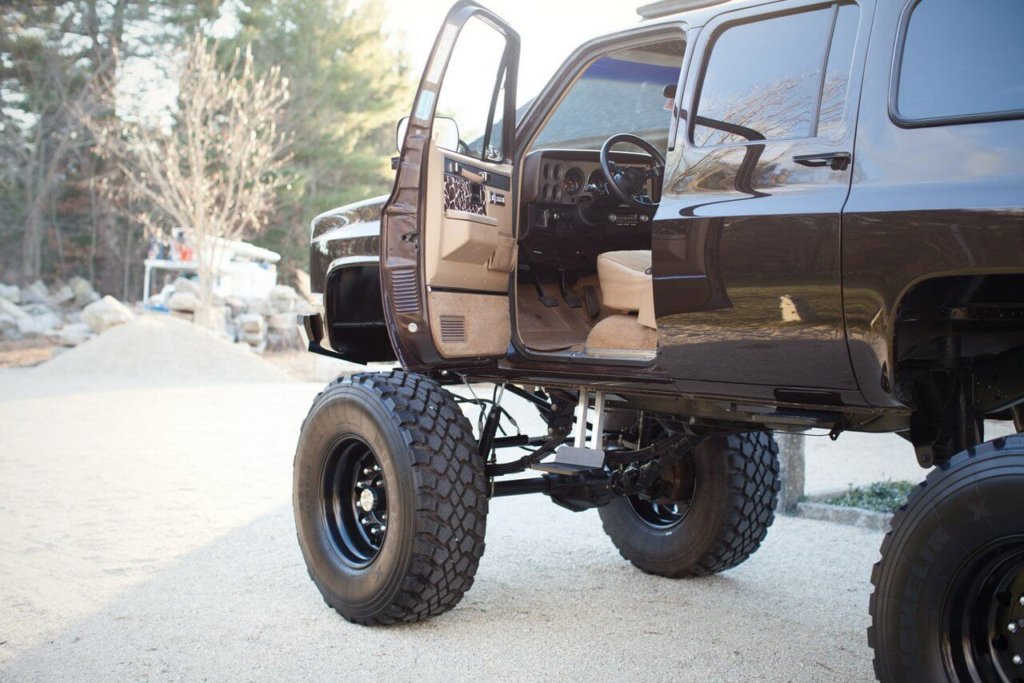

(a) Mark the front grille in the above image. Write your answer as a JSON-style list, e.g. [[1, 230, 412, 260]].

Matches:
[[391, 267, 420, 313]]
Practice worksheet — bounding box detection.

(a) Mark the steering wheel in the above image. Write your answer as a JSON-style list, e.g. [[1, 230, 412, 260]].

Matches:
[[599, 134, 665, 209]]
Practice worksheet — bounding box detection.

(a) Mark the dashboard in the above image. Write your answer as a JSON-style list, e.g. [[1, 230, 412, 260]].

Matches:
[[518, 149, 656, 266], [521, 149, 656, 207]]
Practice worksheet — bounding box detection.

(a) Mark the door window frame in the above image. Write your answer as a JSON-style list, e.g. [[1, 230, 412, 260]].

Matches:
[[684, 0, 868, 151], [408, 8, 520, 165], [888, 0, 1024, 129], [514, 24, 690, 165]]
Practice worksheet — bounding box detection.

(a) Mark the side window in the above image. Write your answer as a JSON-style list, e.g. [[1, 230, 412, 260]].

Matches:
[[434, 16, 511, 161], [896, 0, 1024, 123], [693, 3, 859, 146]]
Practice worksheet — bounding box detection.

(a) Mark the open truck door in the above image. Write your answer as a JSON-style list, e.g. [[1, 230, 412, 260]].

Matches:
[[381, 2, 520, 371]]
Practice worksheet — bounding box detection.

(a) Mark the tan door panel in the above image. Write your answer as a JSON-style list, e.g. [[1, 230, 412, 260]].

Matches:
[[424, 143, 515, 293]]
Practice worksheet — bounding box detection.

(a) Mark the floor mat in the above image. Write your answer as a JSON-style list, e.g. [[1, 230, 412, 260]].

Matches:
[[516, 281, 597, 351]]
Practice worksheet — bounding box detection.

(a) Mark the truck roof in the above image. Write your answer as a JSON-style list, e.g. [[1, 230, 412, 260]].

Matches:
[[638, 0, 779, 26]]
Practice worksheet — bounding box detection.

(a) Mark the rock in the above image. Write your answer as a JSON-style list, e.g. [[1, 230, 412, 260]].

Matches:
[[0, 284, 20, 304], [0, 298, 29, 320], [193, 305, 228, 335], [21, 303, 55, 317], [267, 312, 296, 331], [21, 280, 50, 305], [172, 277, 200, 295], [236, 312, 267, 353], [244, 298, 270, 316], [17, 311, 61, 336], [81, 295, 135, 334], [49, 322, 93, 347], [69, 277, 100, 307], [266, 328, 302, 352], [269, 285, 298, 314], [50, 284, 75, 306], [0, 313, 21, 340], [168, 291, 200, 312], [236, 313, 266, 335]]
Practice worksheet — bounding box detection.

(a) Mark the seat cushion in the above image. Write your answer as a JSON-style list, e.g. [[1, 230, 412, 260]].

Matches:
[[597, 250, 655, 328]]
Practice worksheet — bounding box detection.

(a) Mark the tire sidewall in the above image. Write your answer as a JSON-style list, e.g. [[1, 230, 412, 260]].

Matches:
[[293, 381, 418, 619], [873, 449, 1024, 682], [599, 439, 731, 572]]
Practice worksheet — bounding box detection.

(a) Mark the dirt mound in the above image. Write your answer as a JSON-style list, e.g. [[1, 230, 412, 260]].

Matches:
[[33, 315, 290, 386]]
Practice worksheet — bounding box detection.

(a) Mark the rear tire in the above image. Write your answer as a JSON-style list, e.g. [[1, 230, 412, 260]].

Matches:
[[598, 432, 779, 577], [293, 370, 486, 625], [868, 435, 1024, 682]]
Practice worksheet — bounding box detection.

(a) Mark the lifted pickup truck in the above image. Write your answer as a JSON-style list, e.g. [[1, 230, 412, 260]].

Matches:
[[294, 1, 1024, 680]]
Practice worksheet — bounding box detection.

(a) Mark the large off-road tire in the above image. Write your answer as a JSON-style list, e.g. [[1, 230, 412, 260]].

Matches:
[[598, 432, 779, 577], [293, 370, 487, 625], [868, 435, 1024, 682]]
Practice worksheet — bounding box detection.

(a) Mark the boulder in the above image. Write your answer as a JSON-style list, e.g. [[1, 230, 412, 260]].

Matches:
[[0, 298, 29, 320], [49, 322, 93, 347], [0, 284, 20, 304], [236, 312, 267, 353], [17, 310, 61, 336], [21, 280, 50, 305], [168, 291, 200, 312], [81, 295, 135, 334], [269, 285, 298, 314], [267, 312, 297, 331], [50, 283, 75, 306], [0, 313, 21, 340], [69, 276, 100, 307], [236, 313, 266, 335], [244, 298, 270, 316], [172, 276, 200, 295]]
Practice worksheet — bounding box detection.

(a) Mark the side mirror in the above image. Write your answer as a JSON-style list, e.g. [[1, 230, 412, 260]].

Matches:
[[396, 117, 409, 152], [395, 116, 460, 153]]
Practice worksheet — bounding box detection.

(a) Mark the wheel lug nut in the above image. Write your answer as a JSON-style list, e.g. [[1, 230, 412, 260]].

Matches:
[[1019, 595, 1024, 607], [1013, 654, 1023, 666], [1010, 621, 1020, 634]]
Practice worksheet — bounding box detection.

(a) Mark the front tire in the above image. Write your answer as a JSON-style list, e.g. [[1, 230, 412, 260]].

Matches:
[[598, 432, 779, 577], [293, 370, 487, 625], [869, 435, 1024, 682]]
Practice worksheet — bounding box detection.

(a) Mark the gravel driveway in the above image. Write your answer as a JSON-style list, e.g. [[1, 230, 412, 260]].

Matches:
[[0, 370, 895, 681]]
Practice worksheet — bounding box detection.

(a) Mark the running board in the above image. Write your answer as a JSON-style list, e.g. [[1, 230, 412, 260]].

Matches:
[[531, 445, 605, 475]]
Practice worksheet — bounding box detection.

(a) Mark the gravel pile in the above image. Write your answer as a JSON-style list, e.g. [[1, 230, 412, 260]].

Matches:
[[33, 315, 290, 386]]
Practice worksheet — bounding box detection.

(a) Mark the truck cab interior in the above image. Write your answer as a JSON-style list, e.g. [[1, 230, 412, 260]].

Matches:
[[513, 38, 684, 361]]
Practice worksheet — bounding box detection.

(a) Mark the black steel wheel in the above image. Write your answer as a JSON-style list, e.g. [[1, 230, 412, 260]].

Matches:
[[599, 432, 779, 578], [293, 370, 487, 625], [626, 498, 687, 529], [870, 434, 1024, 682], [943, 539, 1024, 681]]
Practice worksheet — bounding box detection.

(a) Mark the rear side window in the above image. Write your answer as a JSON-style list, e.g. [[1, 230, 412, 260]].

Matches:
[[895, 0, 1024, 123], [693, 3, 859, 146]]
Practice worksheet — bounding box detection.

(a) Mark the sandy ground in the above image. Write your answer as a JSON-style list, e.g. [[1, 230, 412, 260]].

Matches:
[[1, 334, 1003, 681]]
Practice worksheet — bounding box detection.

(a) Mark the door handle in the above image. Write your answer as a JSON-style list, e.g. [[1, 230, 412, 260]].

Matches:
[[793, 151, 851, 171]]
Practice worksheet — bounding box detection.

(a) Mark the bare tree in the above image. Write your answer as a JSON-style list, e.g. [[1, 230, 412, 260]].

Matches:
[[88, 33, 290, 317]]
